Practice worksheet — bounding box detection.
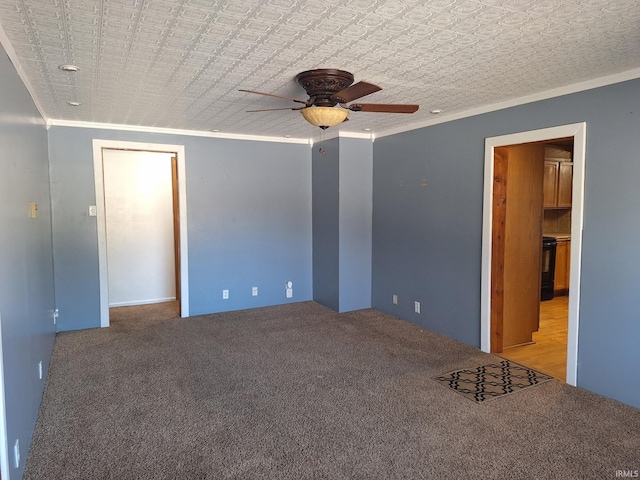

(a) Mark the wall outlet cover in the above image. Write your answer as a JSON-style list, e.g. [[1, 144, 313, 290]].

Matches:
[[14, 439, 20, 468]]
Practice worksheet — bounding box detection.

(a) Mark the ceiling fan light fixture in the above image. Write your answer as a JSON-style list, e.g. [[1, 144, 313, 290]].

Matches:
[[300, 106, 349, 129]]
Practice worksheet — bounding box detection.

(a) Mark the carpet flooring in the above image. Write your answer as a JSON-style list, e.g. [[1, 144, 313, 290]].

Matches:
[[24, 301, 640, 479]]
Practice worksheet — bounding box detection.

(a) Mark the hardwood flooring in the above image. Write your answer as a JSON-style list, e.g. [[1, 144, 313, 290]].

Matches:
[[499, 295, 568, 381]]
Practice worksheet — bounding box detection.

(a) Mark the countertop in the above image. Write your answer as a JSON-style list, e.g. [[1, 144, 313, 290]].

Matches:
[[543, 233, 571, 240]]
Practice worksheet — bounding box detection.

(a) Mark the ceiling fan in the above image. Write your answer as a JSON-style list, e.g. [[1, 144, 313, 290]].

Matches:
[[239, 69, 419, 129]]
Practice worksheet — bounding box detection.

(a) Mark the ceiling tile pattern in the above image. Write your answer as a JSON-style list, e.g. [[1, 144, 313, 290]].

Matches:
[[0, 0, 639, 137]]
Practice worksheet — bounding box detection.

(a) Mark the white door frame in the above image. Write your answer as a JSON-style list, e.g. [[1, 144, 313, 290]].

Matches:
[[92, 140, 189, 326], [480, 122, 586, 386], [0, 315, 9, 480]]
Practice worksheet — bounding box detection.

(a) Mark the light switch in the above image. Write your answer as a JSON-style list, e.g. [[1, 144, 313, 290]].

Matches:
[[30, 201, 38, 219], [89, 206, 97, 217]]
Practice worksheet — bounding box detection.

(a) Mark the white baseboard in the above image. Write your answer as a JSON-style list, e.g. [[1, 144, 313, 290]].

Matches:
[[108, 297, 176, 308]]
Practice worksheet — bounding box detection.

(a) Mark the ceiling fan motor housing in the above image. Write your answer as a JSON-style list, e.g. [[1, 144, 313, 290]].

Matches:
[[296, 69, 354, 107]]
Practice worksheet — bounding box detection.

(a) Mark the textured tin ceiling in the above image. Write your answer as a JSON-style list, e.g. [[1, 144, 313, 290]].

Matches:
[[0, 0, 639, 138]]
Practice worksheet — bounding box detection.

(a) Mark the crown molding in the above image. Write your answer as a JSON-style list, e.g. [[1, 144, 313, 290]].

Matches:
[[48, 119, 310, 144], [375, 67, 640, 139], [339, 131, 375, 140], [309, 130, 375, 145], [0, 22, 48, 125]]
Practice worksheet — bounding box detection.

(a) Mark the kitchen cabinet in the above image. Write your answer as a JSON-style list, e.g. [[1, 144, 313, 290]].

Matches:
[[554, 239, 571, 295], [544, 160, 573, 208]]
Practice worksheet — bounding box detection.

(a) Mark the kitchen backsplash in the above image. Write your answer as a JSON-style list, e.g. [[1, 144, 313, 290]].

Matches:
[[544, 209, 572, 234]]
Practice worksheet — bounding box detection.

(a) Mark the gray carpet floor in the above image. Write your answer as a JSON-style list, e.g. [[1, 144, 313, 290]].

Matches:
[[24, 301, 640, 479]]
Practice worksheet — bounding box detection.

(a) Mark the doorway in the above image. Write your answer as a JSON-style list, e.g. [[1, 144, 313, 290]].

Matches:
[[102, 150, 177, 307], [480, 123, 586, 386], [92, 140, 189, 327]]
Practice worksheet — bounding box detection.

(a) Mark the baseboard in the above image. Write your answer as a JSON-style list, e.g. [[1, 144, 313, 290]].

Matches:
[[108, 297, 176, 308]]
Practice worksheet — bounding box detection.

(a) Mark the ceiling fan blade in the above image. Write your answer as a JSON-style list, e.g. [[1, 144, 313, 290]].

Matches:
[[331, 81, 382, 103], [239, 89, 309, 105], [347, 103, 419, 114], [246, 107, 304, 112]]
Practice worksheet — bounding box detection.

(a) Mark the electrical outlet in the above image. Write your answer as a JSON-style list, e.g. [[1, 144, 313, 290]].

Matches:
[[392, 294, 398, 305], [414, 301, 421, 314], [222, 289, 229, 300], [252, 287, 258, 296], [14, 439, 20, 468], [38, 361, 43, 380]]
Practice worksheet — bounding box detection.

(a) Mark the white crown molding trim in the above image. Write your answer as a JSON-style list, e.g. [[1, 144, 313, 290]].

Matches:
[[309, 130, 374, 145], [375, 67, 640, 139], [50, 119, 310, 144], [0, 23, 48, 126], [339, 131, 375, 141]]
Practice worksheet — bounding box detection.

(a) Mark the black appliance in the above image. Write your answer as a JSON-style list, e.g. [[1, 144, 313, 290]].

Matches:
[[541, 236, 557, 301]]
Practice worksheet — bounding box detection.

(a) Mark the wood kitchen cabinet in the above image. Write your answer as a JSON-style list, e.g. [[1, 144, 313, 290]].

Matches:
[[544, 161, 573, 208], [554, 239, 571, 295]]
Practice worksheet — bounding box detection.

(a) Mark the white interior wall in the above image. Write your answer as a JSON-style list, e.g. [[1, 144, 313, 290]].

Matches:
[[103, 149, 176, 307]]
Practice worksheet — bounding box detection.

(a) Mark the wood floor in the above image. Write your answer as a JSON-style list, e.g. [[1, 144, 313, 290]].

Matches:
[[499, 295, 569, 381]]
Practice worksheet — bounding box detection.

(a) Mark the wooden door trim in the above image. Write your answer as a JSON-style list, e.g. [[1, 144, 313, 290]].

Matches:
[[490, 147, 508, 353], [171, 156, 181, 304], [92, 140, 190, 326], [481, 123, 586, 386]]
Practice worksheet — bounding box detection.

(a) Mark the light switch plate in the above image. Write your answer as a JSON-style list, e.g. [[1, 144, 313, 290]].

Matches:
[[14, 439, 20, 468]]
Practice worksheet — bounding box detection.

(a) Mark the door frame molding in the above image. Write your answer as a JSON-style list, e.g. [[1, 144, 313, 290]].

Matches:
[[92, 139, 189, 326], [0, 314, 9, 480], [480, 123, 586, 386]]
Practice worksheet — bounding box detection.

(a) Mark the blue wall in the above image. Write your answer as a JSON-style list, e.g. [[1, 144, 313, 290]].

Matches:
[[372, 78, 640, 408], [0, 47, 56, 479], [48, 127, 313, 330], [338, 137, 372, 312], [312, 137, 373, 313], [312, 138, 340, 311]]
